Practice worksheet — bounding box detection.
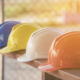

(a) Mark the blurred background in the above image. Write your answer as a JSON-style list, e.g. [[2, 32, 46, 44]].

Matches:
[[1, 0, 80, 80]]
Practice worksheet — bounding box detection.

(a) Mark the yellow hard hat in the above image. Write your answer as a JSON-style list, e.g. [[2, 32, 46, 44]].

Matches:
[[0, 23, 41, 54]]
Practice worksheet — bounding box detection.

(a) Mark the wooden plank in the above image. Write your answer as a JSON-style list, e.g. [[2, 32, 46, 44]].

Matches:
[[0, 54, 2, 80], [42, 72, 61, 80], [3, 52, 80, 80]]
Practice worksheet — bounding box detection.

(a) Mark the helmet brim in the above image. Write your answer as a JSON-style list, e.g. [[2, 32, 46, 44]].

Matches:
[[38, 61, 80, 72], [38, 61, 61, 72], [0, 46, 19, 54], [0, 44, 6, 48], [17, 54, 35, 62]]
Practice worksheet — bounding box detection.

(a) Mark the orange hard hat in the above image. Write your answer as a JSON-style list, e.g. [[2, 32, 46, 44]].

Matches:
[[38, 31, 80, 72]]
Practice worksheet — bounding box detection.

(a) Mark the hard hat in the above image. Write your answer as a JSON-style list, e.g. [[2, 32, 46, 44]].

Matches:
[[17, 27, 62, 62], [0, 23, 41, 54], [0, 21, 20, 48], [38, 31, 80, 72]]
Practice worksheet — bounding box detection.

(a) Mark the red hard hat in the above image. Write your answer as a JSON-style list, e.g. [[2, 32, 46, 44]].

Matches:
[[38, 31, 80, 72]]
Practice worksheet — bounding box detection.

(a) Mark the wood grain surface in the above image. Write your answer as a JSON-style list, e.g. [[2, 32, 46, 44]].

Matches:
[[0, 54, 2, 80], [3, 52, 80, 80]]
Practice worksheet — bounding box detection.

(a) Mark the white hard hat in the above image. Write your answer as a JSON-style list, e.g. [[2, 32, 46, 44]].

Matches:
[[17, 27, 62, 62]]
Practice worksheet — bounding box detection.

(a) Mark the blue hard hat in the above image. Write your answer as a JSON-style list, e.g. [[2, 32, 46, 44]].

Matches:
[[0, 21, 20, 48]]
